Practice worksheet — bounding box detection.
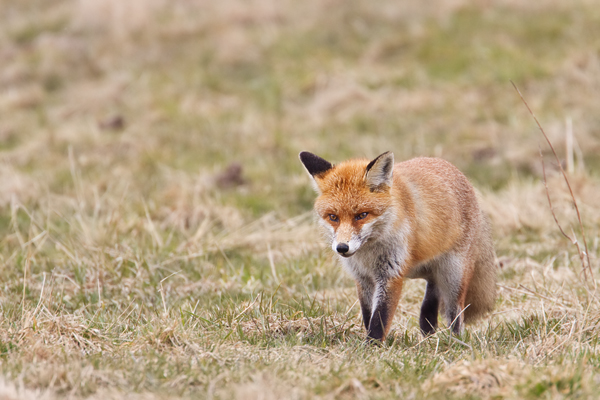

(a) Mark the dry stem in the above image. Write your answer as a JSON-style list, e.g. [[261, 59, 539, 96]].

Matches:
[[512, 82, 593, 285]]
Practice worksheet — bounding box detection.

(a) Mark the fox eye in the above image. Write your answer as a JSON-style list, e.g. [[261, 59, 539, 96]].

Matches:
[[355, 212, 369, 220], [328, 214, 339, 222]]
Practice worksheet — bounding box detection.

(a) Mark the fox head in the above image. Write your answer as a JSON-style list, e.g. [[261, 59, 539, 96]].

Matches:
[[299, 151, 395, 258]]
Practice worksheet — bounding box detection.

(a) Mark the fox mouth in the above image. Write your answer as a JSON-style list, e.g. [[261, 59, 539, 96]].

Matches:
[[339, 251, 356, 258]]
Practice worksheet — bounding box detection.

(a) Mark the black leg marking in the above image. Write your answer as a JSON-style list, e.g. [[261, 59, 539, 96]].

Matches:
[[447, 307, 463, 335], [359, 298, 371, 331], [367, 306, 389, 341], [419, 281, 439, 336], [365, 273, 404, 342], [356, 279, 374, 332]]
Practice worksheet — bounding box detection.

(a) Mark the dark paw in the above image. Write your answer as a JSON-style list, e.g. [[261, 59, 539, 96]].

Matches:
[[419, 318, 438, 337], [420, 327, 437, 337]]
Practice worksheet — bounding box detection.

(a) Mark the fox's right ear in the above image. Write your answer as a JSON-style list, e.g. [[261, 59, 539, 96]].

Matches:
[[299, 151, 333, 192], [299, 152, 333, 177]]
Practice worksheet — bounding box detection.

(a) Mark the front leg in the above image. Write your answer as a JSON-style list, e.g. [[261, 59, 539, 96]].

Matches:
[[367, 275, 404, 341], [356, 278, 375, 331], [419, 281, 440, 336]]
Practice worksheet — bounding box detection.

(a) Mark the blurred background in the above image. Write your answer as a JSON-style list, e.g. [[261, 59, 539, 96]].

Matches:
[[2, 0, 600, 304], [2, 0, 600, 220], [3, 0, 600, 308], [2, 0, 600, 397]]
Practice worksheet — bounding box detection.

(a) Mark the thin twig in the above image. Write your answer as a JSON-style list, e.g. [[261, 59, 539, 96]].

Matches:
[[539, 147, 576, 245], [512, 82, 593, 285]]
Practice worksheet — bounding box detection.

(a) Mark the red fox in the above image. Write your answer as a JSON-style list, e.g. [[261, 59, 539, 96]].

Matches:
[[299, 151, 497, 341]]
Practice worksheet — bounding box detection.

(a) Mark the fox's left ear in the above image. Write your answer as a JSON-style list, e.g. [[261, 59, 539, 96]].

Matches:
[[365, 152, 394, 191]]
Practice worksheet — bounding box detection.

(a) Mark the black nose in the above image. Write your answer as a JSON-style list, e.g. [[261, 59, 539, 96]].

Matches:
[[336, 243, 350, 254]]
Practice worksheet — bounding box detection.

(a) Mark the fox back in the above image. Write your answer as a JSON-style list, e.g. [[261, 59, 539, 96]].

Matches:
[[300, 151, 497, 341]]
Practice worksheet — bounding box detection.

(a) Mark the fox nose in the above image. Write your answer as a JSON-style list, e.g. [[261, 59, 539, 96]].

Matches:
[[336, 243, 350, 254]]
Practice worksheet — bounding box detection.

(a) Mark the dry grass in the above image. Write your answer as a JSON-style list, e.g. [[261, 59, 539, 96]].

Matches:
[[2, 0, 600, 398]]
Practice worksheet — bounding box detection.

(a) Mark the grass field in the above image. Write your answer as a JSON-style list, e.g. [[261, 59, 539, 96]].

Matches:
[[2, 0, 600, 398]]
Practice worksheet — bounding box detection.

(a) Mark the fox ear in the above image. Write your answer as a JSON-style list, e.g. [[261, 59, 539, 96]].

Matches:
[[365, 152, 394, 191], [299, 151, 333, 193], [299, 151, 333, 177]]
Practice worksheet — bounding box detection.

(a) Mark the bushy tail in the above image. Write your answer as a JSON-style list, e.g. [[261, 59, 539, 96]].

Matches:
[[464, 213, 497, 323]]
